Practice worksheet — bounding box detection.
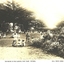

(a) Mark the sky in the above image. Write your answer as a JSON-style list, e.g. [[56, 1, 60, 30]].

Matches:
[[0, 0, 64, 29]]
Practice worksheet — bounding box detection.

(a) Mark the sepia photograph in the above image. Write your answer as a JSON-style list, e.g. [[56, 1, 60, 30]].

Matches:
[[0, 0, 64, 63]]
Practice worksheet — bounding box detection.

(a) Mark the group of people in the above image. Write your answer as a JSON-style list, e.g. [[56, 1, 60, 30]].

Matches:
[[25, 30, 53, 44], [12, 32, 25, 47], [26, 29, 64, 44]]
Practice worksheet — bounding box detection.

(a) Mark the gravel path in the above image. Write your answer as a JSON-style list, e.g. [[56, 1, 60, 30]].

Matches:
[[0, 46, 63, 60]]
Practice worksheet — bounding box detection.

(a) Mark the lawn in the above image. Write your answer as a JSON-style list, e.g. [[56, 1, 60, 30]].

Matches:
[[0, 33, 26, 47]]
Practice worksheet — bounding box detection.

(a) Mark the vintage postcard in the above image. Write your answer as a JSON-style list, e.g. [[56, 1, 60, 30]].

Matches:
[[0, 0, 64, 63]]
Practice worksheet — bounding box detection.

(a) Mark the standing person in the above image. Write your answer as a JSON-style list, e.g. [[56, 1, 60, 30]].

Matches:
[[26, 31, 30, 40], [22, 40, 25, 46], [40, 33, 44, 40], [26, 31, 31, 44], [13, 32, 18, 41], [46, 30, 53, 40]]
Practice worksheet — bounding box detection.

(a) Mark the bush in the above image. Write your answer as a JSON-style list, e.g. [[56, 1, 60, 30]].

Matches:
[[57, 44, 64, 57], [31, 38, 43, 47], [27, 30, 64, 58], [31, 38, 64, 58]]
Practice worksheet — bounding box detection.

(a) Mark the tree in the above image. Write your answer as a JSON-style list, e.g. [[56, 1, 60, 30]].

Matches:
[[57, 21, 64, 28], [29, 19, 45, 31], [0, 1, 35, 32]]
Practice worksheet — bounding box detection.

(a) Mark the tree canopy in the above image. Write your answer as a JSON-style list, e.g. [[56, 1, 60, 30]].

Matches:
[[0, 1, 45, 32], [0, 1, 35, 31]]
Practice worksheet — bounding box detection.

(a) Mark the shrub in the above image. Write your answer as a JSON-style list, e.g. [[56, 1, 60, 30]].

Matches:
[[31, 38, 64, 58], [31, 38, 43, 47], [27, 31, 64, 58]]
